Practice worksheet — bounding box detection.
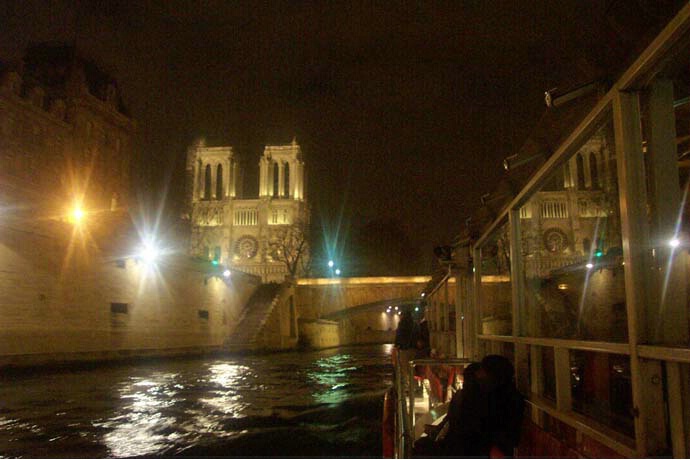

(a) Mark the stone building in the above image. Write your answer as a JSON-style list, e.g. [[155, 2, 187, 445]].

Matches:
[[0, 45, 271, 366], [0, 43, 135, 214], [185, 138, 309, 282]]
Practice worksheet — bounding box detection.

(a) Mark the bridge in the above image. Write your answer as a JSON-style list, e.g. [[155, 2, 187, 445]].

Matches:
[[293, 276, 430, 347]]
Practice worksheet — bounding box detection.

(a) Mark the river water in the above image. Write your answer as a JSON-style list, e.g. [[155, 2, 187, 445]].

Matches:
[[0, 344, 393, 458]]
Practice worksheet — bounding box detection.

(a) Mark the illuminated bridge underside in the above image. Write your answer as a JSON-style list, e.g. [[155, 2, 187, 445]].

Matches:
[[295, 276, 430, 320], [320, 297, 417, 320]]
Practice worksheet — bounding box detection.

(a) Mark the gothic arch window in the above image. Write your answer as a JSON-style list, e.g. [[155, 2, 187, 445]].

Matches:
[[576, 154, 586, 190], [204, 164, 212, 200], [284, 163, 290, 197], [564, 161, 572, 188], [583, 238, 591, 254], [589, 152, 600, 190], [216, 164, 223, 200], [273, 161, 279, 197]]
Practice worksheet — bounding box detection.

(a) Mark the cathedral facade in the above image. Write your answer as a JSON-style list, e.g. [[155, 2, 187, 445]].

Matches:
[[185, 139, 309, 282]]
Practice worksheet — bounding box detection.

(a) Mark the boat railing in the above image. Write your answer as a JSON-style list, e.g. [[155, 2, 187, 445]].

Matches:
[[393, 355, 471, 458]]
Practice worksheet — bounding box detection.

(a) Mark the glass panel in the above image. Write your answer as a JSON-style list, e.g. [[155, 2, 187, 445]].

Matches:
[[570, 350, 633, 438], [479, 220, 512, 335], [501, 342, 515, 367], [542, 346, 556, 402], [640, 69, 690, 347], [519, 119, 628, 341]]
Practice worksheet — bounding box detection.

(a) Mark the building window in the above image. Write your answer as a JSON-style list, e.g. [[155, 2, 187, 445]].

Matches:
[[216, 164, 223, 199], [271, 209, 278, 224], [589, 152, 600, 190], [284, 162, 290, 197], [204, 164, 212, 200], [110, 302, 128, 314], [273, 161, 279, 197], [198, 310, 209, 320], [576, 153, 586, 190]]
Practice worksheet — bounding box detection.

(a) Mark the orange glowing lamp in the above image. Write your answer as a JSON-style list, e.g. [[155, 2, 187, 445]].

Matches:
[[71, 206, 85, 224]]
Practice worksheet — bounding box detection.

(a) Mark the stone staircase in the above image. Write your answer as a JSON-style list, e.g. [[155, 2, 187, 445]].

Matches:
[[225, 283, 282, 352]]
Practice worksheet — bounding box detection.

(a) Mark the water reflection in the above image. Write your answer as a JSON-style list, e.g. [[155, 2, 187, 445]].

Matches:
[[95, 373, 180, 458], [0, 345, 393, 458], [308, 354, 358, 404], [199, 364, 252, 418]]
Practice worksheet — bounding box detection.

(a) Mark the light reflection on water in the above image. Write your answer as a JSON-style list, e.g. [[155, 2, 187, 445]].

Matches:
[[0, 344, 393, 458], [94, 373, 181, 458]]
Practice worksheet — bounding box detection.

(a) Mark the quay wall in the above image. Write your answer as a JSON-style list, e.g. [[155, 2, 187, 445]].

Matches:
[[0, 219, 260, 368], [299, 319, 341, 349], [254, 283, 300, 351], [298, 316, 394, 350]]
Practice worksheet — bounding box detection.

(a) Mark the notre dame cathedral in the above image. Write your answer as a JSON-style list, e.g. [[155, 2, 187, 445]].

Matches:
[[184, 138, 309, 282]]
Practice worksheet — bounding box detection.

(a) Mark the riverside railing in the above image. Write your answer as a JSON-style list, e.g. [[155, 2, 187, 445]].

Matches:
[[393, 355, 471, 458]]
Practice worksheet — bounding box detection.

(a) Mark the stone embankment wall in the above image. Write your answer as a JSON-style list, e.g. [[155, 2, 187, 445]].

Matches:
[[298, 319, 341, 349], [298, 316, 395, 350], [293, 277, 425, 349], [0, 219, 260, 368], [253, 283, 300, 351]]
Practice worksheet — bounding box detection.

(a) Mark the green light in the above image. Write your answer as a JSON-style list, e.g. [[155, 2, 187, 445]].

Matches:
[[212, 260, 219, 266], [595, 250, 603, 258]]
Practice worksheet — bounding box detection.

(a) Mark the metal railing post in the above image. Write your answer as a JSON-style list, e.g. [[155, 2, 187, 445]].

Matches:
[[408, 360, 415, 450]]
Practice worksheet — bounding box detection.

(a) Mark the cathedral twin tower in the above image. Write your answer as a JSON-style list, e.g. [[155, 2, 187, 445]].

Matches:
[[186, 138, 308, 282]]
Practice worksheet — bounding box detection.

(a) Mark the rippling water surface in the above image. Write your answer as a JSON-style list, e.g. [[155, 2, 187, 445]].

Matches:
[[0, 344, 393, 458]]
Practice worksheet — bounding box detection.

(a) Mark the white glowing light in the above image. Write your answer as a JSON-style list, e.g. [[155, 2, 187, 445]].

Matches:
[[335, 268, 341, 276], [71, 206, 85, 223], [421, 293, 425, 297], [328, 260, 334, 268], [669, 238, 680, 248], [138, 240, 160, 266], [415, 307, 419, 312], [586, 263, 594, 269], [223, 269, 231, 278]]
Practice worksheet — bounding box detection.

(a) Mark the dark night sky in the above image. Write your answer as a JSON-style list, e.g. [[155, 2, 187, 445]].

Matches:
[[0, 1, 678, 273]]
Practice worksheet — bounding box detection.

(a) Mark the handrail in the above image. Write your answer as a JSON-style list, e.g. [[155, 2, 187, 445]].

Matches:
[[392, 355, 471, 458], [394, 351, 410, 458], [407, 357, 471, 448]]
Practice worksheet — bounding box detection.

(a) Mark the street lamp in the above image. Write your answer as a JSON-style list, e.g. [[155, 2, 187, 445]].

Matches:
[[335, 268, 341, 276], [70, 205, 85, 224], [138, 239, 160, 267], [328, 260, 334, 268]]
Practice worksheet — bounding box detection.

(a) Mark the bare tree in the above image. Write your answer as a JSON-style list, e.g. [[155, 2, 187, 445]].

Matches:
[[268, 219, 311, 278]]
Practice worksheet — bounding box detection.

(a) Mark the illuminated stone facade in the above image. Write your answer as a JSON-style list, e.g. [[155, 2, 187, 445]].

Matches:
[[0, 44, 135, 214], [518, 133, 617, 278], [186, 139, 309, 282], [0, 45, 268, 366]]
